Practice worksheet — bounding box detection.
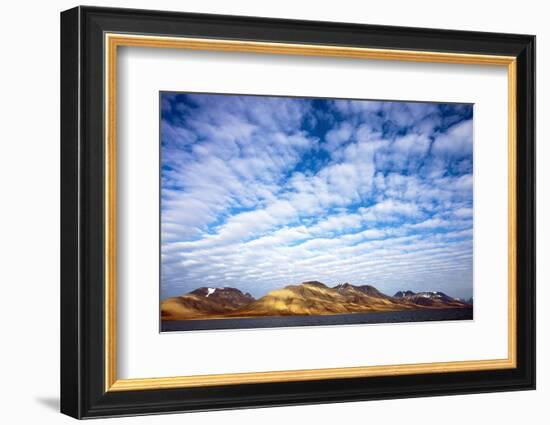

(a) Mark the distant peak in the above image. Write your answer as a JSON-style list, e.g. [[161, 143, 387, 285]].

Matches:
[[190, 286, 251, 298], [189, 287, 212, 296], [358, 284, 378, 292], [334, 282, 353, 289], [358, 284, 383, 294], [394, 290, 416, 298], [301, 281, 327, 288]]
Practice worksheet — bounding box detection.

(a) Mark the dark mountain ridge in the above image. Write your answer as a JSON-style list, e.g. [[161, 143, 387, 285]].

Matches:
[[393, 289, 470, 308]]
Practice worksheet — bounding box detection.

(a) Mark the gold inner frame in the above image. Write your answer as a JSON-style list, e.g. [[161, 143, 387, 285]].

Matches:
[[104, 33, 517, 392]]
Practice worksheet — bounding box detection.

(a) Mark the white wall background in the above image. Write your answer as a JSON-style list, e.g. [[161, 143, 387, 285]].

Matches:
[[0, 0, 544, 423]]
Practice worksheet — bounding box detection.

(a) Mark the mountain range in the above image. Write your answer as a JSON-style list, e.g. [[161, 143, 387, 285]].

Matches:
[[161, 281, 472, 321]]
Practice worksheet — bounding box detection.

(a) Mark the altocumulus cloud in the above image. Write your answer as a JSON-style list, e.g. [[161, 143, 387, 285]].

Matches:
[[160, 93, 474, 300]]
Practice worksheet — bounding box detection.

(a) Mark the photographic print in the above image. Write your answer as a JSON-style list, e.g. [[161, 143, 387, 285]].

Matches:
[[160, 92, 474, 332]]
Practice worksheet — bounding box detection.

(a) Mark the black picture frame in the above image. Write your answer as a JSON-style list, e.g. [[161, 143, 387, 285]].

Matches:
[[61, 5, 535, 419]]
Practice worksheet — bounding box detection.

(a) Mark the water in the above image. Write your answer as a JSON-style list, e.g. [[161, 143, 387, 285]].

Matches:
[[161, 307, 473, 332]]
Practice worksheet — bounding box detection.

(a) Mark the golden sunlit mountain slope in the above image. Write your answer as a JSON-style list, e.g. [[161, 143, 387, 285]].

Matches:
[[161, 281, 471, 321]]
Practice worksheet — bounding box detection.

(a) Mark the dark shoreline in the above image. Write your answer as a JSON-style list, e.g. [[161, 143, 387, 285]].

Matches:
[[161, 307, 473, 332]]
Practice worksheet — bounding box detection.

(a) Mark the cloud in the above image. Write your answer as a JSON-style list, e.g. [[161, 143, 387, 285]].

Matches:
[[324, 121, 354, 152], [432, 119, 473, 157], [160, 94, 474, 300]]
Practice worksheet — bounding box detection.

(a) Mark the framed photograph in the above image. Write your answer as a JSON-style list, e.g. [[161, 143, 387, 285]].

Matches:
[[158, 92, 476, 333], [60, 6, 535, 419]]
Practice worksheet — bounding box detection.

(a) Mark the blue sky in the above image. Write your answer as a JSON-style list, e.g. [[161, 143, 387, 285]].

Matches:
[[160, 93, 473, 300]]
